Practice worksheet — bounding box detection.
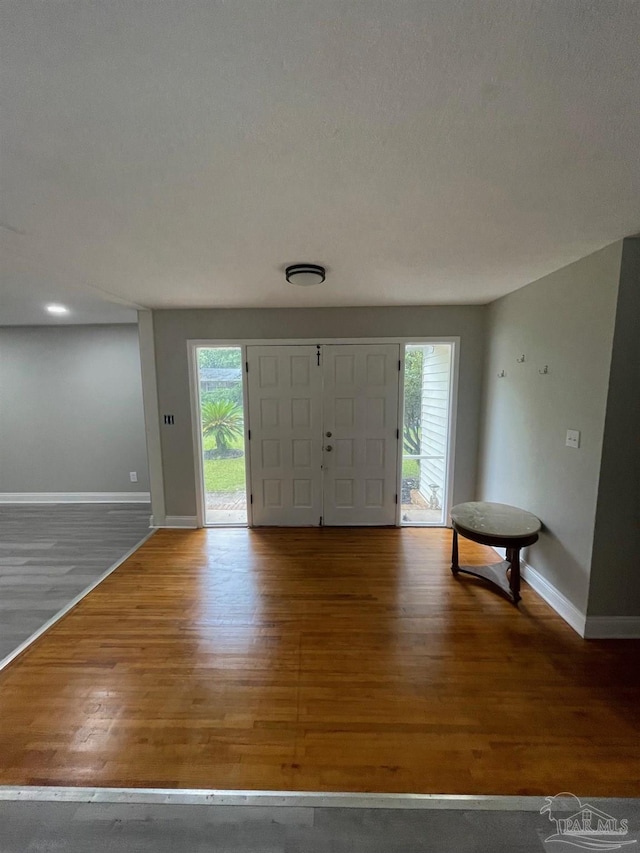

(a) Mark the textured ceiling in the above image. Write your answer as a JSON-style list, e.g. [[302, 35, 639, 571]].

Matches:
[[1, 0, 640, 323]]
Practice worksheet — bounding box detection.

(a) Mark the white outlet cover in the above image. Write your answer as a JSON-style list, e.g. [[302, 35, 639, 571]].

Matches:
[[566, 429, 581, 449], [129, 471, 138, 482]]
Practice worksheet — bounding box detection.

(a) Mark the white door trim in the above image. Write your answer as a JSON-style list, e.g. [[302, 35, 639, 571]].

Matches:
[[188, 337, 460, 347], [188, 344, 254, 528], [395, 342, 457, 527], [240, 345, 255, 528], [445, 342, 459, 525], [187, 343, 206, 529], [138, 311, 166, 526], [187, 337, 459, 529], [395, 349, 406, 526]]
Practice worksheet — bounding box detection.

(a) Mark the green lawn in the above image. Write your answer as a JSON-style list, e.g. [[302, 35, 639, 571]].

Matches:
[[402, 458, 419, 478], [204, 456, 246, 492], [202, 433, 247, 493]]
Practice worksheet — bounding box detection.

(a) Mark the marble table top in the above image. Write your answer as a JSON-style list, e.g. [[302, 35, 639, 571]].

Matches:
[[450, 501, 541, 540]]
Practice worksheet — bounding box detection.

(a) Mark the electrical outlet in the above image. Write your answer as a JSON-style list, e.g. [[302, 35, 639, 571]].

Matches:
[[566, 429, 580, 449], [129, 471, 138, 483]]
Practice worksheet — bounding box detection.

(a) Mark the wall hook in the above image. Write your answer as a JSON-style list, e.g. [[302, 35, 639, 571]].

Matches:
[[497, 369, 506, 378], [516, 354, 526, 363], [538, 365, 549, 375]]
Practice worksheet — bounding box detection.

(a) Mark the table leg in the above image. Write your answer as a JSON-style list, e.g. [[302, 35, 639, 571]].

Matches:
[[506, 547, 521, 604], [451, 529, 459, 575]]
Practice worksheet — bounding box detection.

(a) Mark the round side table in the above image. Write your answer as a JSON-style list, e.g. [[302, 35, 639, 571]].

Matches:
[[450, 501, 541, 604]]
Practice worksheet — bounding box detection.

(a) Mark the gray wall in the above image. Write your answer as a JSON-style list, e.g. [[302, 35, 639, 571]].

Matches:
[[588, 238, 640, 617], [0, 324, 150, 493], [478, 243, 623, 614], [152, 306, 486, 518]]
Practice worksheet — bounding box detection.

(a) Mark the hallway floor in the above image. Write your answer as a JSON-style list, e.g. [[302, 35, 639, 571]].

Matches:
[[0, 503, 151, 665], [2, 793, 638, 853]]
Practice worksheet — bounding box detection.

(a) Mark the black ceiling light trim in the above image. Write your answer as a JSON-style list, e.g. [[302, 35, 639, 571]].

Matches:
[[285, 263, 326, 286]]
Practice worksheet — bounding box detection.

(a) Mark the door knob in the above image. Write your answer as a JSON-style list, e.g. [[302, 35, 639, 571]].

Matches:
[[325, 445, 333, 452], [325, 431, 332, 438]]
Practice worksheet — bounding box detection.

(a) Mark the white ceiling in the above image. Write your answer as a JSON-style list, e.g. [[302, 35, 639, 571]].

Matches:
[[2, 0, 640, 324]]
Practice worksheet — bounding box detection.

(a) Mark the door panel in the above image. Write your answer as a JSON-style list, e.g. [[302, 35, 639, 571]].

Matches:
[[322, 344, 400, 526], [247, 346, 323, 526]]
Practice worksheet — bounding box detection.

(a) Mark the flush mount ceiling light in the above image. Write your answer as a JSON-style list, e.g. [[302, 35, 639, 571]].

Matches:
[[46, 304, 69, 315], [285, 264, 326, 286]]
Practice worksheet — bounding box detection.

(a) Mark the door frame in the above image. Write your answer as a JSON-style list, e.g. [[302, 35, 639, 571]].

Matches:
[[188, 343, 254, 529], [188, 337, 459, 529]]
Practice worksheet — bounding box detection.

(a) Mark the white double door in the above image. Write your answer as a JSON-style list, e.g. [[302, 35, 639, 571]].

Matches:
[[246, 344, 400, 526]]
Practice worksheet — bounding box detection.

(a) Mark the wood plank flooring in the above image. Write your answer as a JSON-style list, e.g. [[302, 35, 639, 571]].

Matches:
[[0, 503, 151, 662], [0, 528, 638, 796]]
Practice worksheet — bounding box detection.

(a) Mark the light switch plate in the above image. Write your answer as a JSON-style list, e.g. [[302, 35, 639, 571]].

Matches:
[[566, 429, 580, 449]]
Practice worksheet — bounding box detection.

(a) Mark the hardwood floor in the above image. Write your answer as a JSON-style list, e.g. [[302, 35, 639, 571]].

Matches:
[[0, 528, 638, 796]]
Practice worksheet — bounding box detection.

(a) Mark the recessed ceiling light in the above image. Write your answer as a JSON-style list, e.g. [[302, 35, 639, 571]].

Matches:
[[285, 264, 326, 286], [46, 304, 69, 315]]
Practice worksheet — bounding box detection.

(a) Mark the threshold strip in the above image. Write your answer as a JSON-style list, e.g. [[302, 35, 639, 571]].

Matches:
[[0, 788, 628, 810]]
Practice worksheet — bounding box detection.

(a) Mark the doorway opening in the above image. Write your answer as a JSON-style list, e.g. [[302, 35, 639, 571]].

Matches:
[[196, 346, 248, 525], [192, 340, 455, 528], [400, 343, 454, 526]]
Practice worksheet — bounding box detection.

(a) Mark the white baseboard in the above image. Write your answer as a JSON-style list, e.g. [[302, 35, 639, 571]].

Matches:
[[493, 546, 586, 637], [521, 561, 586, 637], [583, 616, 640, 639], [162, 516, 198, 528], [0, 492, 151, 504], [493, 548, 640, 639]]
